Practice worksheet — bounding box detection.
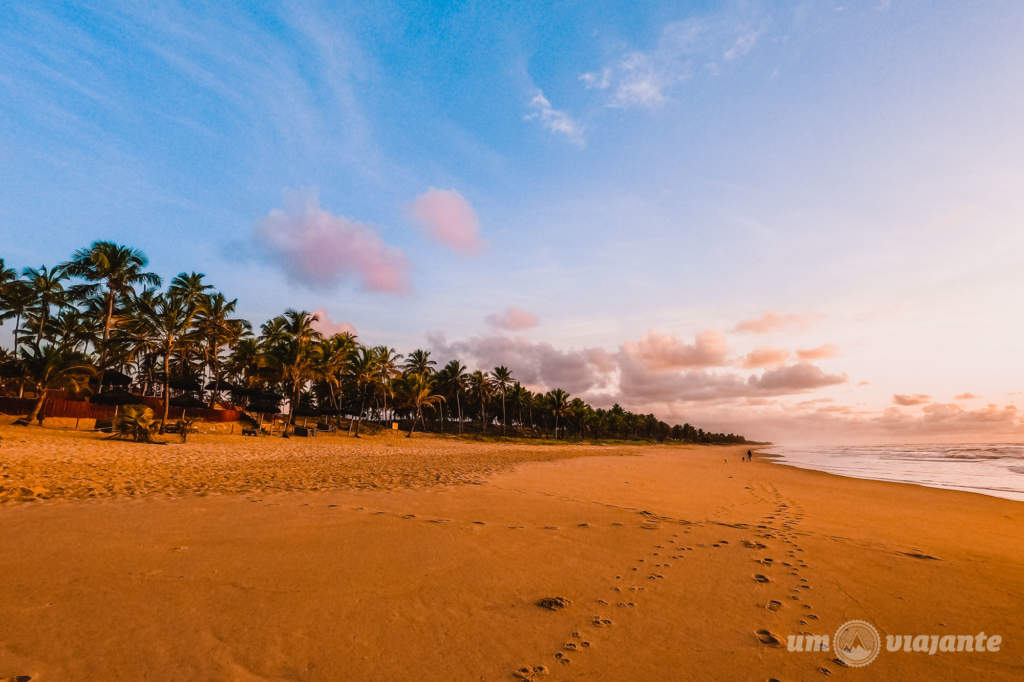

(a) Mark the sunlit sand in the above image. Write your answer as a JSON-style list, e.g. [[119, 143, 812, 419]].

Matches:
[[1, 424, 1020, 680]]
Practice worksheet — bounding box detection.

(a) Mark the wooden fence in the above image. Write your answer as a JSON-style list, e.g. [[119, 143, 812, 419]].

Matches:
[[0, 395, 241, 422]]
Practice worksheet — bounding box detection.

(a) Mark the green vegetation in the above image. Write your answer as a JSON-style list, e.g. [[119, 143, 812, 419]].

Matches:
[[0, 245, 746, 444]]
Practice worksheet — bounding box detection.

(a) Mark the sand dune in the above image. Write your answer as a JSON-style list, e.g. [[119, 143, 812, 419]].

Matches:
[[0, 425, 1021, 680]]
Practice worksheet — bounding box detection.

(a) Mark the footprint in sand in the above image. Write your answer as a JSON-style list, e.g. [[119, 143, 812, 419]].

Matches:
[[766, 600, 783, 611], [513, 665, 549, 680], [553, 652, 571, 664], [591, 616, 614, 627], [753, 574, 771, 583], [537, 597, 572, 610], [755, 629, 782, 647]]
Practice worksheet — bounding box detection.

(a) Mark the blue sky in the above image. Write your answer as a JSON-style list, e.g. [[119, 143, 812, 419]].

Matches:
[[3, 1, 1024, 441]]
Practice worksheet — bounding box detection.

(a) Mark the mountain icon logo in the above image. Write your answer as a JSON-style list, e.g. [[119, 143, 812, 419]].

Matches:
[[834, 620, 881, 667]]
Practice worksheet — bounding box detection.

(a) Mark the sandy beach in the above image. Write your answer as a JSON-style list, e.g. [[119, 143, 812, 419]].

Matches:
[[0, 425, 1021, 681]]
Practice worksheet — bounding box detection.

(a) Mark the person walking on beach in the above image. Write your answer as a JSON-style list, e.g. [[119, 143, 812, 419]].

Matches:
[[746, 449, 752, 462]]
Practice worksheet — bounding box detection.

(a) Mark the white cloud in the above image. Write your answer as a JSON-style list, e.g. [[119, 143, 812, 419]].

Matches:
[[525, 90, 585, 146], [581, 13, 767, 109]]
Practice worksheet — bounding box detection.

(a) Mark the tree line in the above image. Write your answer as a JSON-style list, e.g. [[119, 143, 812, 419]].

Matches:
[[0, 241, 746, 443]]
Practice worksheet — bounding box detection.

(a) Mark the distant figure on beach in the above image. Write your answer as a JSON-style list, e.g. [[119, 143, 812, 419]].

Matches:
[[746, 450, 752, 462]]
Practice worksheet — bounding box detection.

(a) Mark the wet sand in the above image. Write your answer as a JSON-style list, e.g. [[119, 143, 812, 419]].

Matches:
[[0, 425, 1020, 680]]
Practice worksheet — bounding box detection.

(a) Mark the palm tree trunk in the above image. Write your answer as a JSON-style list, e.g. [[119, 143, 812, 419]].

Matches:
[[285, 385, 299, 437], [353, 392, 365, 437], [501, 393, 507, 435], [161, 342, 171, 431], [28, 387, 47, 424], [407, 407, 420, 437], [456, 392, 463, 435], [103, 289, 114, 342]]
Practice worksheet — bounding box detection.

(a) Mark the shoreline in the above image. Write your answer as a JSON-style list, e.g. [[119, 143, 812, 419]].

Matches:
[[759, 443, 1024, 502]]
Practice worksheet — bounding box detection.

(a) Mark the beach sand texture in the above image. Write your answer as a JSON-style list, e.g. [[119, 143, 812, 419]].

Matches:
[[0, 425, 1021, 680]]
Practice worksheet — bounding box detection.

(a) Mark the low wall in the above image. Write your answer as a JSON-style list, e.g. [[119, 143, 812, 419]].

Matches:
[[0, 395, 240, 422]]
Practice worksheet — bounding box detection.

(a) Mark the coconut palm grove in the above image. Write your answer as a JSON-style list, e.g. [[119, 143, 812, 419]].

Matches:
[[0, 241, 746, 443]]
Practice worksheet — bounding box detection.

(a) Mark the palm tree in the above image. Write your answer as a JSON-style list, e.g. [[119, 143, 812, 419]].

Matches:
[[0, 279, 33, 353], [261, 309, 321, 435], [316, 331, 357, 420], [373, 346, 402, 423], [63, 241, 161, 351], [194, 292, 250, 405], [403, 349, 435, 379], [168, 271, 212, 309], [438, 359, 468, 434], [48, 308, 94, 353], [17, 344, 95, 424], [124, 289, 199, 430], [509, 382, 530, 435], [490, 365, 513, 435], [548, 388, 571, 439], [0, 259, 19, 345], [469, 370, 492, 433], [347, 346, 378, 437], [21, 265, 69, 345], [406, 375, 445, 437]]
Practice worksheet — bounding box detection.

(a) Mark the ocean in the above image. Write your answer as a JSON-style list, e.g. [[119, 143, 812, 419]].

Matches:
[[762, 443, 1024, 502]]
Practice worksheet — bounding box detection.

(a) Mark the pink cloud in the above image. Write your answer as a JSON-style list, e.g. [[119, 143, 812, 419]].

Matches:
[[486, 307, 539, 331], [893, 393, 931, 406], [428, 333, 613, 395], [254, 189, 409, 292], [621, 329, 729, 370], [748, 362, 847, 392], [311, 308, 356, 337], [955, 392, 978, 400], [409, 188, 485, 254], [796, 343, 839, 360], [733, 311, 822, 334], [740, 347, 790, 368]]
